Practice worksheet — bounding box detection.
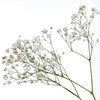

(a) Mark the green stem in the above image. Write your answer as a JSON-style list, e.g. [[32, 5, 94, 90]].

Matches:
[[58, 74, 91, 93], [40, 68, 91, 93], [59, 84, 80, 99], [89, 59, 93, 93], [87, 23, 96, 100], [72, 50, 89, 60], [47, 77, 79, 99]]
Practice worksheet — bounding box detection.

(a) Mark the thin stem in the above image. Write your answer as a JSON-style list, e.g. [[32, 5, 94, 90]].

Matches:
[[59, 84, 80, 99], [59, 60, 81, 99], [46, 77, 79, 99], [87, 23, 96, 100], [89, 59, 94, 93], [57, 74, 91, 93], [39, 68, 91, 93], [92, 94, 96, 100], [72, 50, 89, 60]]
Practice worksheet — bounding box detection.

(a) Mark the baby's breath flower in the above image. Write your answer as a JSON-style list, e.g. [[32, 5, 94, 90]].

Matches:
[[5, 48, 9, 53], [3, 75, 8, 80], [30, 80, 34, 84], [63, 27, 68, 32], [79, 6, 83, 11], [91, 40, 94, 44], [91, 7, 100, 15], [91, 7, 95, 12], [95, 9, 100, 15], [17, 39, 21, 44], [71, 14, 79, 20], [82, 5, 86, 9], [83, 21, 90, 26], [17, 74, 21, 78], [34, 60, 38, 65], [57, 29, 62, 33], [57, 54, 61, 59], [42, 29, 48, 33], [62, 52, 65, 55], [31, 36, 40, 43], [65, 32, 68, 36], [22, 39, 29, 44], [8, 70, 13, 75], [77, 36, 81, 40], [15, 64, 19, 67], [90, 14, 94, 18], [17, 81, 20, 85], [47, 34, 51, 39], [7, 81, 11, 85]]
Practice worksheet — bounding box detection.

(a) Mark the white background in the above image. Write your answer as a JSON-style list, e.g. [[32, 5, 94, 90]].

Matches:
[[0, 0, 100, 100]]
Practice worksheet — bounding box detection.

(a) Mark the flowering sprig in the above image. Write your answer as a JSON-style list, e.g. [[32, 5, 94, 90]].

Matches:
[[2, 5, 100, 100]]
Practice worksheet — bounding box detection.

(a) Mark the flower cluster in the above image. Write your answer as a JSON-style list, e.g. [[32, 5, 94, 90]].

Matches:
[[2, 31, 65, 85], [57, 5, 100, 50], [2, 5, 100, 100]]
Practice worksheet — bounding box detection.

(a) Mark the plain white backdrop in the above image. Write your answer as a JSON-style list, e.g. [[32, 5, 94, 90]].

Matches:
[[0, 0, 100, 100]]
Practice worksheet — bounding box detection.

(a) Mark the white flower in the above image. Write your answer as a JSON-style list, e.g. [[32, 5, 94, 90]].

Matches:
[[31, 36, 40, 43], [57, 29, 62, 33], [8, 70, 13, 75], [95, 9, 100, 15], [36, 72, 42, 78], [42, 29, 48, 33], [17, 39, 21, 44], [47, 34, 51, 38], [81, 5, 86, 9], [62, 52, 65, 55], [57, 54, 61, 59], [79, 30, 85, 36], [17, 81, 20, 85], [71, 14, 78, 20], [83, 21, 90, 26], [3, 75, 8, 80], [63, 27, 68, 32], [22, 39, 29, 44], [65, 32, 68, 36], [91, 7, 100, 15], [12, 43, 17, 48], [34, 60, 38, 65], [7, 81, 11, 84], [5, 48, 9, 53]]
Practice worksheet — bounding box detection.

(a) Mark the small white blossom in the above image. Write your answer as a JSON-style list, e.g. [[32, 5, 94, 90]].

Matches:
[[34, 60, 38, 65], [22, 39, 29, 44], [57, 54, 61, 59], [3, 75, 8, 80], [7, 81, 11, 84], [63, 27, 68, 32], [95, 9, 100, 15], [57, 29, 62, 33], [65, 32, 68, 36], [47, 34, 51, 39], [42, 29, 48, 33], [81, 5, 86, 9], [5, 49, 9, 53], [71, 14, 78, 20], [83, 21, 90, 26], [62, 52, 65, 55], [79, 30, 85, 36], [8, 70, 13, 75], [91, 7, 100, 15], [17, 39, 21, 44], [17, 81, 20, 85], [31, 36, 40, 43]]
